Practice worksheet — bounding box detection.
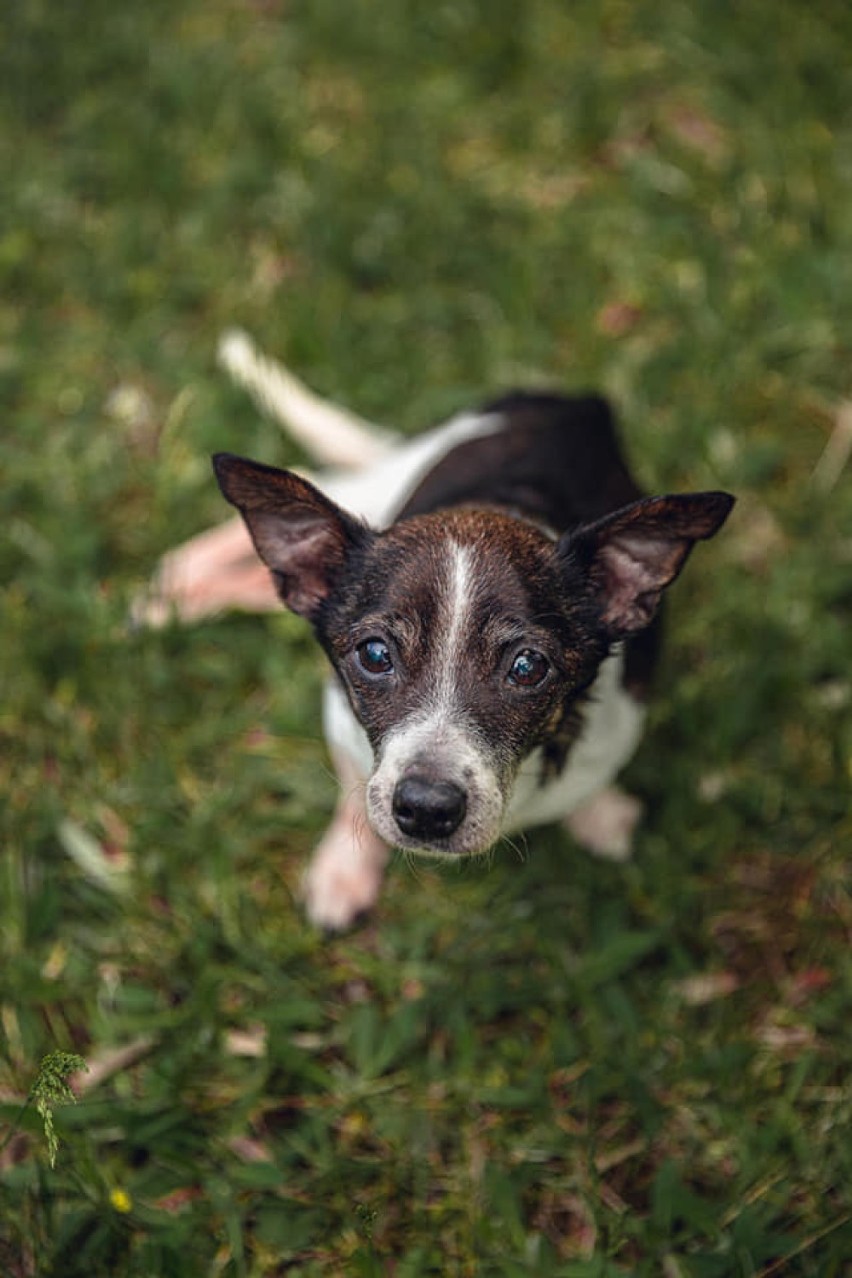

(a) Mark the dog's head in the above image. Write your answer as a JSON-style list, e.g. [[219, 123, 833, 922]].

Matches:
[[214, 454, 733, 856]]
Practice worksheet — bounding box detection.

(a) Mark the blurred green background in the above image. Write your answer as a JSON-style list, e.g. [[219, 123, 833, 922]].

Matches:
[[1, 1, 851, 1274]]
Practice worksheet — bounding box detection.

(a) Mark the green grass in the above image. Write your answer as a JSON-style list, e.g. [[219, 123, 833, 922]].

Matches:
[[2, 1, 852, 1273]]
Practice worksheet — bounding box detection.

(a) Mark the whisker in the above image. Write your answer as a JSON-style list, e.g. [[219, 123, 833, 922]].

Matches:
[[500, 830, 530, 864], [402, 848, 427, 884]]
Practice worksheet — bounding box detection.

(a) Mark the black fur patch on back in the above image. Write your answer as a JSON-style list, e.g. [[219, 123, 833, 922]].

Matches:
[[399, 393, 643, 533]]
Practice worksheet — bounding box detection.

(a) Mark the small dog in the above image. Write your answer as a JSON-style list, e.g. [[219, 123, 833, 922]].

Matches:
[[189, 333, 734, 930]]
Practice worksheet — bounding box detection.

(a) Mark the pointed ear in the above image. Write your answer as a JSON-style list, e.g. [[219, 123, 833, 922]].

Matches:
[[212, 453, 369, 621], [560, 491, 735, 636]]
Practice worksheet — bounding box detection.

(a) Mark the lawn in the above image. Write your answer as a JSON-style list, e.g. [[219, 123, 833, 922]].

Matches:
[[1, 1, 851, 1273]]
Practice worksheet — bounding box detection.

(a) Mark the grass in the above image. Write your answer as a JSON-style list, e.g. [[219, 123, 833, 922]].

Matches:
[[2, 0, 852, 1273]]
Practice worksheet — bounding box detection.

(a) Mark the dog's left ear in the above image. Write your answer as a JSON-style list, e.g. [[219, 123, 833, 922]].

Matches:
[[559, 492, 735, 637], [212, 453, 369, 622]]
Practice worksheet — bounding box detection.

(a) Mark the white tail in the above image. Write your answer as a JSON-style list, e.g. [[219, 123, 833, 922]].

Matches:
[[218, 329, 395, 471]]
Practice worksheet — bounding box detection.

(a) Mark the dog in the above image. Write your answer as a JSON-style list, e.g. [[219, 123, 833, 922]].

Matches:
[[177, 332, 734, 931]]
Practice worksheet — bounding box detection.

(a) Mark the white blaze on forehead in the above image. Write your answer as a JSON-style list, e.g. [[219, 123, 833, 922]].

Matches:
[[433, 540, 474, 709], [446, 542, 472, 644]]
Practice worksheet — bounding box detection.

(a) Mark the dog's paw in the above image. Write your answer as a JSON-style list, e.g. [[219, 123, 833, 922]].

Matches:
[[565, 786, 643, 863], [302, 821, 389, 932]]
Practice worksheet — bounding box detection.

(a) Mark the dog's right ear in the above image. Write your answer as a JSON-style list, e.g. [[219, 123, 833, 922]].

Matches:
[[559, 491, 735, 638], [212, 454, 369, 621]]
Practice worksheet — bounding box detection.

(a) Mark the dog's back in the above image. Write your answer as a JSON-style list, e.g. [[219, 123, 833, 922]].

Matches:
[[399, 392, 643, 533]]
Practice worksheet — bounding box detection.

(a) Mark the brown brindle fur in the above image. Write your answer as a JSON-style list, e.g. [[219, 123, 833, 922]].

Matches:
[[317, 508, 608, 781]]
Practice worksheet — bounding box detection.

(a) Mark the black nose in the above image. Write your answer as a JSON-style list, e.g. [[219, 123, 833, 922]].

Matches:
[[392, 775, 467, 842]]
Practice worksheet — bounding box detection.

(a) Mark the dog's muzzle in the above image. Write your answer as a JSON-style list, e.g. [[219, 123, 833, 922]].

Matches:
[[391, 774, 467, 844]]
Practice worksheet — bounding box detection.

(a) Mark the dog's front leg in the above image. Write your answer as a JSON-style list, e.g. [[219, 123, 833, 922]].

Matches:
[[302, 748, 390, 931], [565, 785, 643, 863]]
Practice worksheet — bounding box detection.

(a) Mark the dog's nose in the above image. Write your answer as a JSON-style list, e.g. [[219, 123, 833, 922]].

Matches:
[[392, 776, 467, 842]]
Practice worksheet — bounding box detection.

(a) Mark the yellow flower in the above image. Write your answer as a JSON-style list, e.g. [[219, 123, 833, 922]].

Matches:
[[110, 1188, 133, 1214]]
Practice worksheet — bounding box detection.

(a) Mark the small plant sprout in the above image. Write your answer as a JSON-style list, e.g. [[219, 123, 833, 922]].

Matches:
[[30, 1051, 88, 1168]]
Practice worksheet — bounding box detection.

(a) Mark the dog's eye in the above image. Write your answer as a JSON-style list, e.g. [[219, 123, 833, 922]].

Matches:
[[357, 638, 394, 676], [507, 649, 549, 688]]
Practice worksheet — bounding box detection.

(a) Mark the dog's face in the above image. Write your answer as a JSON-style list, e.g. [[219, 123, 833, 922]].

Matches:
[[213, 454, 733, 856], [320, 508, 610, 856]]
